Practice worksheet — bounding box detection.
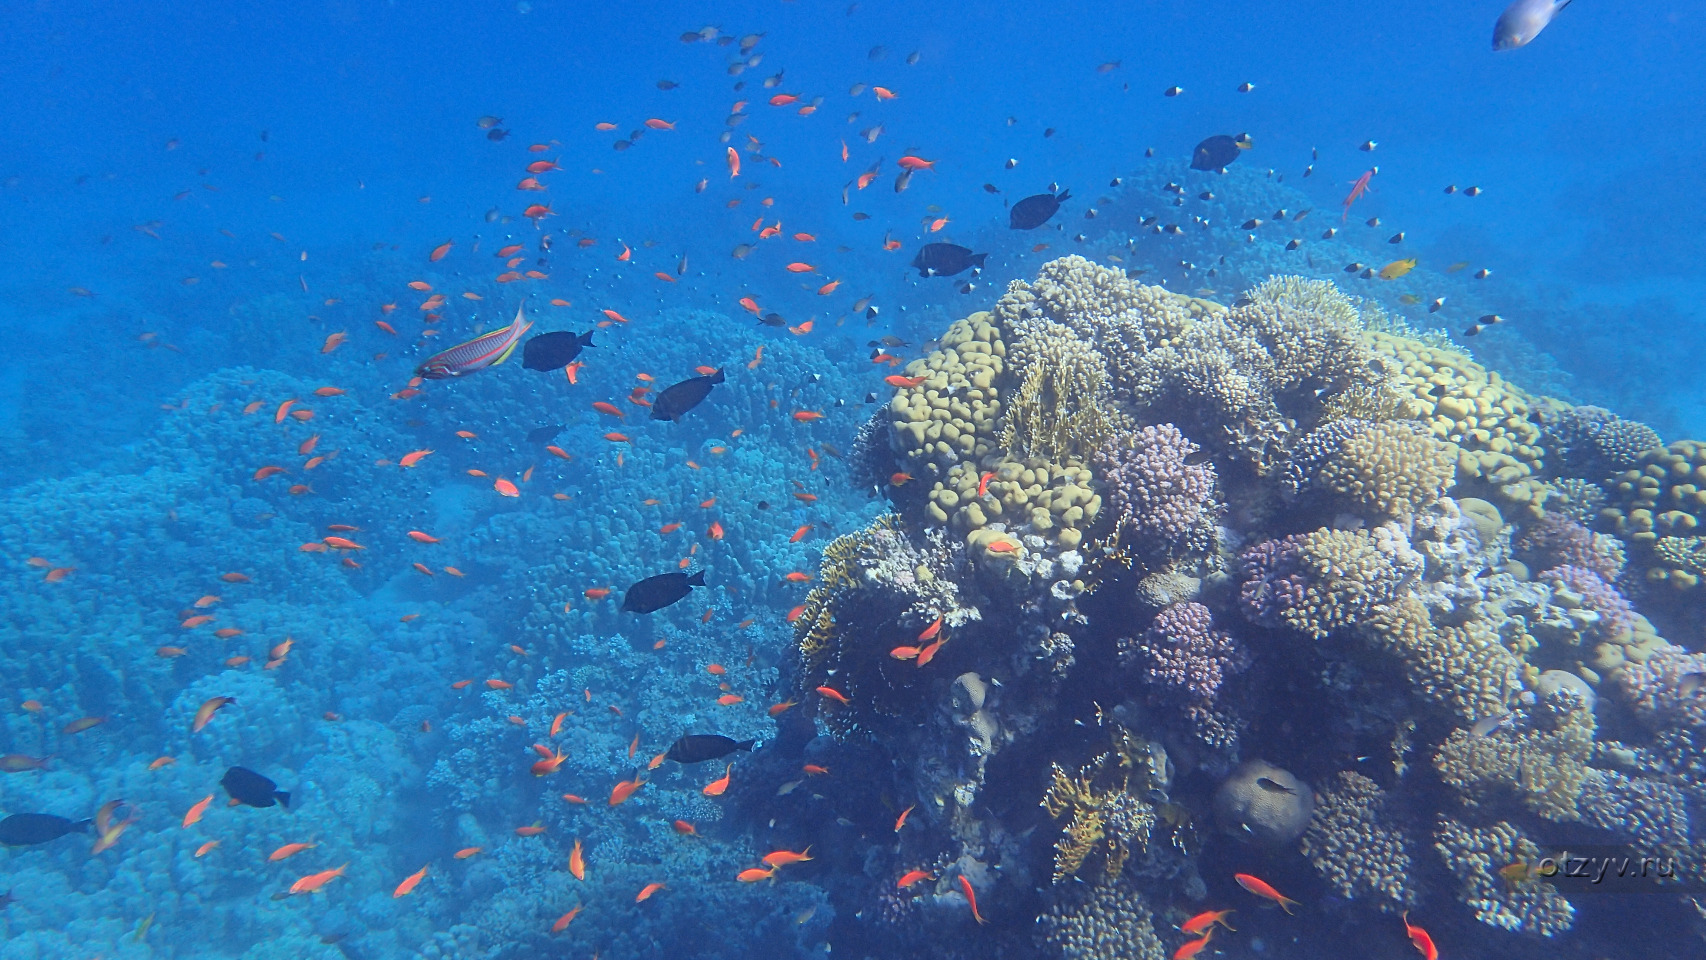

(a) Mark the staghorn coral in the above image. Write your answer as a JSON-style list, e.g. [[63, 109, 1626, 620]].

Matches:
[[1287, 419, 1458, 518], [1037, 878, 1166, 960], [1434, 817, 1575, 937], [1093, 423, 1218, 562], [1238, 523, 1424, 640], [1300, 771, 1419, 912], [999, 318, 1116, 463], [1041, 753, 1156, 884]]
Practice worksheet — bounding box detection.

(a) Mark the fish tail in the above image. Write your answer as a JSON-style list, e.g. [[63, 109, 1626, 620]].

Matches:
[[708, 368, 726, 384], [276, 790, 292, 809], [687, 570, 707, 587], [736, 738, 757, 752], [1057, 188, 1071, 201], [73, 818, 94, 833]]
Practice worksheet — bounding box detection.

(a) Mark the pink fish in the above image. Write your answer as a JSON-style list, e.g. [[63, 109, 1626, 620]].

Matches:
[[415, 304, 533, 379]]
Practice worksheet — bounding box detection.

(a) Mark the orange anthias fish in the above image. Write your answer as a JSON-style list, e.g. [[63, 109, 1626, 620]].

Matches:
[[895, 804, 915, 832], [1402, 913, 1439, 960], [897, 868, 933, 889], [727, 146, 740, 178], [1181, 909, 1236, 937], [532, 748, 568, 777], [415, 304, 533, 379], [182, 794, 213, 828], [393, 864, 429, 898], [609, 776, 645, 806], [191, 696, 236, 733], [1234, 872, 1300, 913], [635, 882, 666, 902], [885, 374, 927, 388], [569, 838, 586, 880], [959, 875, 987, 924], [1173, 930, 1213, 960], [552, 905, 584, 932], [289, 863, 348, 895], [761, 846, 812, 867], [269, 841, 317, 861], [1341, 168, 1375, 221], [702, 763, 733, 796], [738, 865, 779, 882]]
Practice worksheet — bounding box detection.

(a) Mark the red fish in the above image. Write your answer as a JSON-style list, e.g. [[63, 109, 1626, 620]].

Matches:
[[609, 776, 645, 806], [1342, 168, 1375, 221], [815, 685, 849, 704], [702, 763, 733, 796], [1173, 931, 1213, 960], [897, 156, 934, 170], [1234, 872, 1300, 913], [635, 882, 665, 902], [416, 304, 532, 379], [897, 868, 932, 888], [1402, 913, 1439, 960], [289, 863, 347, 895], [551, 905, 583, 932], [959, 875, 987, 924], [393, 864, 428, 898], [1181, 909, 1236, 937], [429, 241, 453, 262], [182, 794, 213, 827]]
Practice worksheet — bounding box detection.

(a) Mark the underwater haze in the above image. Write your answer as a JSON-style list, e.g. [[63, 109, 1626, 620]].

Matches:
[[4, 1, 1706, 958]]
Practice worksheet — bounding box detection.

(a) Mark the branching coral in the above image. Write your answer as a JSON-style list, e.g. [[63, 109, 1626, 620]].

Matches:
[[1434, 817, 1575, 937], [1540, 403, 1662, 477], [1433, 701, 1595, 822], [1514, 515, 1625, 581], [1286, 419, 1457, 518], [1225, 275, 1381, 399], [1093, 423, 1217, 562], [1041, 753, 1156, 884], [1037, 878, 1166, 960], [1361, 597, 1525, 721], [1238, 523, 1424, 640], [1118, 602, 1247, 756], [1300, 772, 1419, 912]]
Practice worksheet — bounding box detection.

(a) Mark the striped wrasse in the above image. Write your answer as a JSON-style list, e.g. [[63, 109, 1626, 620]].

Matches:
[[416, 304, 534, 379]]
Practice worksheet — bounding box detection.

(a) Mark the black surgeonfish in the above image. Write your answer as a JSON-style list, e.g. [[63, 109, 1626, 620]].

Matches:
[[222, 766, 292, 809], [1191, 135, 1242, 172], [0, 813, 91, 846], [1009, 189, 1070, 229], [911, 243, 987, 278], [526, 424, 564, 445], [623, 569, 707, 613], [664, 734, 756, 764], [650, 369, 725, 421], [521, 330, 595, 371]]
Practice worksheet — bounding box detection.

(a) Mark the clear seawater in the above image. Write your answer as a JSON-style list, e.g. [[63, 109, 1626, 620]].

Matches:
[[1, 1, 1703, 958]]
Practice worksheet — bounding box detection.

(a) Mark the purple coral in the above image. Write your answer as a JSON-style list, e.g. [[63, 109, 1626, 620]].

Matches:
[[1538, 564, 1635, 643], [1515, 516, 1624, 581], [1120, 601, 1250, 702], [1093, 423, 1216, 558], [1237, 534, 1310, 629], [1616, 644, 1706, 729]]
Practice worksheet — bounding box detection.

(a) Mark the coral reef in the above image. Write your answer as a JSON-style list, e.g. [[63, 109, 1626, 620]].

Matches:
[[1093, 423, 1218, 562], [1434, 818, 1575, 937], [1036, 878, 1166, 960], [1238, 524, 1424, 641], [1603, 440, 1706, 593], [1300, 771, 1419, 912]]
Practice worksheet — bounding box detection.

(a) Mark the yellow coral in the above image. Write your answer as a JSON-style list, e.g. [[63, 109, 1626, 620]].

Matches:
[[1041, 752, 1154, 884], [888, 312, 1004, 484], [1604, 442, 1706, 592], [1361, 597, 1525, 720], [1366, 331, 1546, 502], [999, 319, 1114, 463], [1314, 421, 1458, 518], [1433, 706, 1594, 822]]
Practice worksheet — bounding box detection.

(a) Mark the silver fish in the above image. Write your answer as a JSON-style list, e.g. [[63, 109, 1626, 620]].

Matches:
[[1494, 0, 1571, 50]]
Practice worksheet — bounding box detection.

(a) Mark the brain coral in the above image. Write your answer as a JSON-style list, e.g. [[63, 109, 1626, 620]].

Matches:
[[887, 311, 1005, 486], [1300, 771, 1419, 912], [1092, 423, 1217, 562]]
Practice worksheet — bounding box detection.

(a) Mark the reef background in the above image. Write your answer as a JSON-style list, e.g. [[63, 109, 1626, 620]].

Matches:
[[2, 2, 1705, 959]]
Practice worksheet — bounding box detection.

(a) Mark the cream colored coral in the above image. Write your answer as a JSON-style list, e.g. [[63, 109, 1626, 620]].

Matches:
[[1361, 597, 1525, 720], [1314, 421, 1458, 517], [888, 311, 1005, 483]]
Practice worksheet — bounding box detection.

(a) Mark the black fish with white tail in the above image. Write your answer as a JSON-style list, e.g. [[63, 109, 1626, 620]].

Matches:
[[911, 243, 987, 277]]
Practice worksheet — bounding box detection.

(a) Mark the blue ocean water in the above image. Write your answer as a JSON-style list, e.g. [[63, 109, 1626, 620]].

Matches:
[[3, 1, 1705, 958]]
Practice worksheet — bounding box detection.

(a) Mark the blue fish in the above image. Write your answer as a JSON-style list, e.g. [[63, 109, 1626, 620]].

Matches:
[[1493, 0, 1571, 50]]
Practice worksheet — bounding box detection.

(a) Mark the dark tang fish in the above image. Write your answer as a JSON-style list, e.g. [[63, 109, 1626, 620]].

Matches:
[[623, 569, 707, 613], [526, 424, 564, 444], [222, 766, 291, 809], [650, 369, 725, 422], [0, 813, 91, 846], [911, 243, 988, 277], [521, 329, 595, 371], [1190, 135, 1243, 172], [1009, 189, 1070, 229], [665, 734, 756, 764]]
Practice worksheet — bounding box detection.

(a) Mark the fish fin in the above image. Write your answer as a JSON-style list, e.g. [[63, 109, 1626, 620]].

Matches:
[[492, 338, 523, 366], [687, 570, 707, 587], [276, 791, 292, 809]]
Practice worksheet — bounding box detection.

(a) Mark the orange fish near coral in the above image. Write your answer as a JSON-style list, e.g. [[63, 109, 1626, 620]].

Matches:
[[289, 863, 347, 895], [609, 776, 645, 806], [702, 763, 733, 796], [1173, 932, 1214, 960], [897, 868, 933, 889], [182, 794, 213, 828], [1234, 873, 1300, 913], [635, 882, 666, 903], [192, 696, 235, 733], [569, 838, 586, 880], [1402, 913, 1439, 960], [1181, 909, 1236, 937], [959, 875, 987, 924], [393, 864, 429, 898]]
